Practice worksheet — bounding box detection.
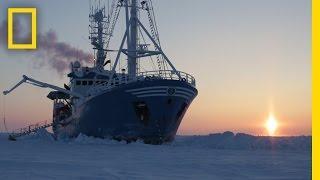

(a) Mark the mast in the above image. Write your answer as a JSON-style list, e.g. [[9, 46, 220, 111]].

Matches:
[[89, 5, 107, 70], [127, 0, 138, 78], [107, 0, 182, 83], [97, 10, 105, 69]]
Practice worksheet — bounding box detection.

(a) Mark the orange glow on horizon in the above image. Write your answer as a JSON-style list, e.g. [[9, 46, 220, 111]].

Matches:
[[265, 113, 278, 136]]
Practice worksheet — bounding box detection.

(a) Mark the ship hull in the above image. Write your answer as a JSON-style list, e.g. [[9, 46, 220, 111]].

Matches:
[[55, 80, 197, 144]]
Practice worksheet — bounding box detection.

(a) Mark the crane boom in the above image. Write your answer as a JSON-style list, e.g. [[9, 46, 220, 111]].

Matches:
[[3, 75, 84, 99]]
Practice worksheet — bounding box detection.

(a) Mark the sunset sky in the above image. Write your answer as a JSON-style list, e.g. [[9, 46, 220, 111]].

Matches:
[[0, 0, 311, 136]]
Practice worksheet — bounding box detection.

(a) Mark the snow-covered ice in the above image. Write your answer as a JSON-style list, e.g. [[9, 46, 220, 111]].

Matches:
[[0, 131, 311, 180]]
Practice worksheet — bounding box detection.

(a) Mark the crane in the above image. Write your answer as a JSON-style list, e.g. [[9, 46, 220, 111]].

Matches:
[[2, 75, 84, 141], [3, 75, 84, 99]]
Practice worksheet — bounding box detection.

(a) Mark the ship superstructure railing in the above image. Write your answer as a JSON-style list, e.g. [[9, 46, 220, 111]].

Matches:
[[137, 70, 196, 86], [87, 70, 196, 96]]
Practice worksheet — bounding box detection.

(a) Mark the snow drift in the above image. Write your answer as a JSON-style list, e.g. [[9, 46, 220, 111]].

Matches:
[[0, 130, 311, 179], [173, 131, 311, 151], [0, 130, 311, 151]]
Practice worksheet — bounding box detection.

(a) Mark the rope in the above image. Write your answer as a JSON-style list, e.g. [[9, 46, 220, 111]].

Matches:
[[105, 0, 121, 52], [146, 1, 167, 73], [2, 95, 8, 133]]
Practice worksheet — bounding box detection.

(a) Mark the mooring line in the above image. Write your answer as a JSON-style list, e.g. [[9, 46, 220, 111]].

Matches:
[[2, 95, 8, 133]]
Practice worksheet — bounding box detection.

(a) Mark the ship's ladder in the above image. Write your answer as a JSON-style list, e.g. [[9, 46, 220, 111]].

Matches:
[[8, 121, 53, 141]]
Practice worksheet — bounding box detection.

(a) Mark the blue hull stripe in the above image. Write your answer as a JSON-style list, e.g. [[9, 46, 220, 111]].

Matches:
[[132, 90, 167, 95], [126, 86, 168, 92], [175, 87, 195, 94], [126, 85, 196, 100], [126, 86, 196, 94], [176, 91, 194, 97], [131, 90, 194, 98], [137, 94, 190, 100], [132, 90, 194, 97]]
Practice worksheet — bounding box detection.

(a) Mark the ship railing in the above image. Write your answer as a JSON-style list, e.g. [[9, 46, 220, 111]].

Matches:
[[8, 120, 53, 140], [10, 120, 50, 134], [87, 70, 196, 96], [137, 70, 196, 86]]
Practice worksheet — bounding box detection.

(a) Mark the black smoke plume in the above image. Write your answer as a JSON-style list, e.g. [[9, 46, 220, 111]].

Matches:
[[0, 20, 93, 74]]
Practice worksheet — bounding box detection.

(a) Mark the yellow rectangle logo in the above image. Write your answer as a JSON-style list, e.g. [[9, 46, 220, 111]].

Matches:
[[8, 8, 37, 50]]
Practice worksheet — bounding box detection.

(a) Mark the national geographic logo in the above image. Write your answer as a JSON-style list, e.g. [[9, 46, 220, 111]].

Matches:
[[7, 8, 37, 50]]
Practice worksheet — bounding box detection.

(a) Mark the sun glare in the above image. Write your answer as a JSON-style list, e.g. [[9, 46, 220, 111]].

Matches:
[[265, 114, 278, 136]]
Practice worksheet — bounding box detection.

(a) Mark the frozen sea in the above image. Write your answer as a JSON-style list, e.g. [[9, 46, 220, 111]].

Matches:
[[0, 131, 311, 180]]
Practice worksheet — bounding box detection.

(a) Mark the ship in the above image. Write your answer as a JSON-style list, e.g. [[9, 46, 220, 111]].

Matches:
[[3, 0, 197, 144]]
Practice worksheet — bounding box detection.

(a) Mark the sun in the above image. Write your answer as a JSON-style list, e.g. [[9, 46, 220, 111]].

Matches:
[[265, 114, 278, 136]]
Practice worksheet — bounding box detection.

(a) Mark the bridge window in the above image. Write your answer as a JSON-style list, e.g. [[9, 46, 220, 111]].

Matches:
[[88, 81, 93, 85], [82, 81, 88, 86], [76, 81, 81, 85]]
